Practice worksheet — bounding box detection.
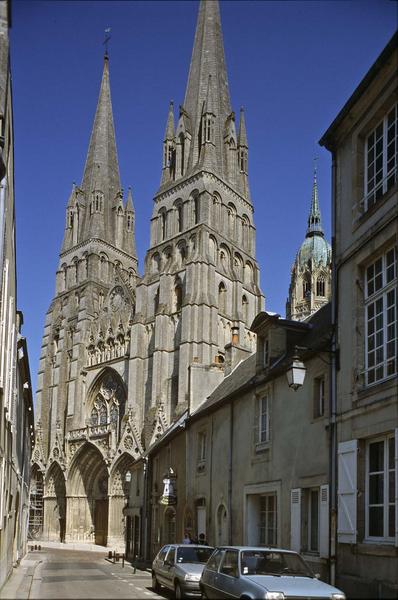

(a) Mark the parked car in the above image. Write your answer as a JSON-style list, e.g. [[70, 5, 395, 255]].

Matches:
[[152, 543, 214, 598], [200, 546, 346, 600]]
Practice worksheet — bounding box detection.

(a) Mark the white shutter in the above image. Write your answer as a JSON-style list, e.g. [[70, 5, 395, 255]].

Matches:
[[395, 429, 398, 547], [0, 259, 9, 388], [290, 488, 301, 552], [337, 439, 357, 543], [319, 484, 329, 557]]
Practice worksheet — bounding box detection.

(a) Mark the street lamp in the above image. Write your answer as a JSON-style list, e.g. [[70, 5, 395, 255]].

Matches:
[[286, 349, 306, 391]]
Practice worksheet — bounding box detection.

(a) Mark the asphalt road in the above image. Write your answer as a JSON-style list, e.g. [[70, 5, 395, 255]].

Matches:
[[5, 547, 166, 600]]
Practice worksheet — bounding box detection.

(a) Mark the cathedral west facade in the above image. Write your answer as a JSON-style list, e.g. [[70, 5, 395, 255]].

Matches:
[[31, 0, 263, 548]]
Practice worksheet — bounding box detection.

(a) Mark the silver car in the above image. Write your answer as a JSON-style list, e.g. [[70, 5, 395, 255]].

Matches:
[[152, 543, 214, 599], [200, 546, 346, 600]]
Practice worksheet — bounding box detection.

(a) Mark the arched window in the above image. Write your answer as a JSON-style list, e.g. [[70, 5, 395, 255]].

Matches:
[[303, 277, 311, 298], [177, 204, 183, 232], [179, 133, 185, 177], [316, 278, 325, 297], [242, 295, 249, 322], [90, 406, 99, 426], [174, 279, 183, 312], [110, 402, 119, 425], [98, 399, 108, 425], [154, 287, 160, 314], [218, 282, 227, 313], [152, 253, 160, 273], [161, 211, 167, 240], [193, 196, 200, 225]]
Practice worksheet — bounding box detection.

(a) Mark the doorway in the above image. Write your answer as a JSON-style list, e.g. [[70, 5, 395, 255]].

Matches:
[[94, 499, 109, 546]]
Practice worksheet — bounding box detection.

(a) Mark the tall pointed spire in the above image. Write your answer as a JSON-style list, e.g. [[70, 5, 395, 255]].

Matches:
[[81, 54, 121, 199], [238, 107, 248, 148], [306, 161, 324, 237], [183, 0, 232, 176]]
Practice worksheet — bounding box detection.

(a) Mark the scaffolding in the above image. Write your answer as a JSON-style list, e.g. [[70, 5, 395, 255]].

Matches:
[[28, 471, 43, 540]]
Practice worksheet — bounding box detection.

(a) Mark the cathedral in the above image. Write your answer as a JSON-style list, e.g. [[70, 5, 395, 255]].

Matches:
[[30, 0, 330, 549], [286, 166, 331, 321], [30, 0, 263, 548]]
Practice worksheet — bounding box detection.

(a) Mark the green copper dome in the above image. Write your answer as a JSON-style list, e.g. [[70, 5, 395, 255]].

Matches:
[[298, 234, 331, 267]]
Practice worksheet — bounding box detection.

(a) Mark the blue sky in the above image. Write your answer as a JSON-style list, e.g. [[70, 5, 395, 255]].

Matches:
[[10, 0, 396, 393]]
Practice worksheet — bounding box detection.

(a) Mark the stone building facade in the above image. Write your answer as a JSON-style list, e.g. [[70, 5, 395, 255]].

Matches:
[[286, 167, 331, 321], [32, 0, 263, 549], [142, 305, 333, 581], [0, 0, 34, 589], [320, 32, 397, 599], [31, 52, 140, 549]]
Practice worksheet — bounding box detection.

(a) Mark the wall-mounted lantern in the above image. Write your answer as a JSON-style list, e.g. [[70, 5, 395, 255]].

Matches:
[[286, 349, 306, 391]]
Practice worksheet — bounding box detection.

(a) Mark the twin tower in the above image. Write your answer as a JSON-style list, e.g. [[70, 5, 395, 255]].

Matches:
[[31, 0, 330, 547]]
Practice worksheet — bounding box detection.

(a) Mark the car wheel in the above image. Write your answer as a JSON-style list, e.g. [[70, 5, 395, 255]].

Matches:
[[175, 581, 184, 600], [151, 573, 160, 593]]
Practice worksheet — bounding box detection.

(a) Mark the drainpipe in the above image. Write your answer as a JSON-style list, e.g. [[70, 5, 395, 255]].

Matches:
[[142, 456, 149, 561], [228, 401, 233, 544], [329, 150, 338, 587]]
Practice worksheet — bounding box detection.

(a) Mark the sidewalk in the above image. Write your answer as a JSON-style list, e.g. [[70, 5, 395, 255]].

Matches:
[[0, 557, 41, 599]]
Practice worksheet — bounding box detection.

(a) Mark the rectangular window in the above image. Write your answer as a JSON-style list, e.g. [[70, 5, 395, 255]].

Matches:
[[259, 494, 277, 546], [259, 396, 269, 443], [365, 103, 397, 210], [197, 431, 207, 470], [263, 338, 269, 367], [303, 488, 320, 553], [366, 435, 395, 541], [365, 247, 397, 385], [313, 376, 325, 418]]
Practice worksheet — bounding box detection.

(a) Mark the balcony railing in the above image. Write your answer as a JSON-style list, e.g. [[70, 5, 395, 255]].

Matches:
[[68, 424, 110, 441]]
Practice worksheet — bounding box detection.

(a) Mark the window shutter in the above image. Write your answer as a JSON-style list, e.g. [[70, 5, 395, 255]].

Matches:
[[290, 488, 301, 552], [395, 429, 398, 547], [337, 440, 357, 543], [0, 259, 9, 388], [253, 397, 259, 445], [319, 484, 329, 557]]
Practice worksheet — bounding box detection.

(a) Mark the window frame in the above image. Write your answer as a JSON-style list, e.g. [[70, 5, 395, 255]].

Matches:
[[365, 433, 396, 543], [364, 103, 397, 212], [364, 247, 397, 387], [259, 396, 269, 444], [259, 493, 277, 547], [302, 487, 320, 554], [197, 430, 207, 472]]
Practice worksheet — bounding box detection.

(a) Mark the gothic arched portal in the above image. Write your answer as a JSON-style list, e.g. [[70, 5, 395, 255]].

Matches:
[[43, 461, 66, 542], [108, 453, 136, 548], [67, 443, 109, 545]]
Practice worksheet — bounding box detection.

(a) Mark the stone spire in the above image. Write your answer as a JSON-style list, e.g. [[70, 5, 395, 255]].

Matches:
[[161, 101, 175, 184], [124, 187, 136, 256], [183, 0, 232, 176], [81, 54, 121, 203], [306, 163, 323, 237]]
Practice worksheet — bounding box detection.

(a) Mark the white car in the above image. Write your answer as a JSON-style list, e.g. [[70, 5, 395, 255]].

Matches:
[[200, 546, 346, 600], [152, 543, 214, 599]]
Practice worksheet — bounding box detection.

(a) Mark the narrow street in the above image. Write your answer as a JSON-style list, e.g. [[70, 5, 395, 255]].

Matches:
[[1, 546, 167, 600]]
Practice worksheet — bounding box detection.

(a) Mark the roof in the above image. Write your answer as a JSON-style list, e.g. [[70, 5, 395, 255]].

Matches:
[[192, 353, 257, 417], [319, 31, 398, 150]]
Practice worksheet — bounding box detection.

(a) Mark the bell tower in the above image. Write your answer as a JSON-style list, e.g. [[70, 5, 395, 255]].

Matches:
[[129, 0, 263, 443]]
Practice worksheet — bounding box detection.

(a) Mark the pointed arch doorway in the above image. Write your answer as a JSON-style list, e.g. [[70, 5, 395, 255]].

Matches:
[[43, 462, 66, 542], [67, 443, 109, 545]]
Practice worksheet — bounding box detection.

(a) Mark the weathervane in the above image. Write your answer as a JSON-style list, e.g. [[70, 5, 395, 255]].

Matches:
[[103, 27, 111, 57]]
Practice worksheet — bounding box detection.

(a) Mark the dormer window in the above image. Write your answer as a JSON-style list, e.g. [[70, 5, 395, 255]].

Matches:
[[263, 338, 269, 367]]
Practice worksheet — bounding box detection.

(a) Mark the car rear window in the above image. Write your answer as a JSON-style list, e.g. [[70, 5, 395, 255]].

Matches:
[[176, 546, 214, 564], [240, 551, 313, 577]]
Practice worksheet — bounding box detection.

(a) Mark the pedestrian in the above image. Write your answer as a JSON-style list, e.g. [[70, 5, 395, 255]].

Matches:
[[198, 533, 208, 545], [183, 531, 192, 544]]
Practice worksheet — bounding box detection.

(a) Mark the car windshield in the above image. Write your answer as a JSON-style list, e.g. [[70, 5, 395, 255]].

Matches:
[[240, 551, 314, 577], [176, 546, 214, 564]]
